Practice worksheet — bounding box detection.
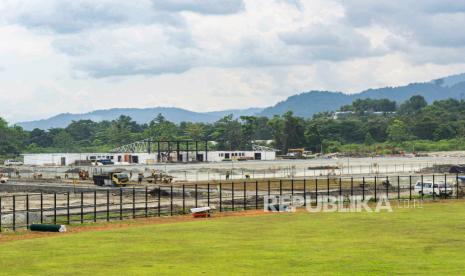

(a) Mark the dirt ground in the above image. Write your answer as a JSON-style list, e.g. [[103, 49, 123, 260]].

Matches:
[[0, 209, 270, 244]]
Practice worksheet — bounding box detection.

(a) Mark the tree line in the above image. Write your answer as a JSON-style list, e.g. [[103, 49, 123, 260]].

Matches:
[[1, 95, 465, 157]]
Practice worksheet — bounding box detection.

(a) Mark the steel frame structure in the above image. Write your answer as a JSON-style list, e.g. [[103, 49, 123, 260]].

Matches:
[[110, 139, 209, 162]]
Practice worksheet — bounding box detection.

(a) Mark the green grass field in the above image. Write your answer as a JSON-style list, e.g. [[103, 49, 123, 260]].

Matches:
[[2, 201, 465, 275]]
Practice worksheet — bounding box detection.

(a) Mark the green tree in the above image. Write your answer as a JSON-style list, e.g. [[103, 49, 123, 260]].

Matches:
[[211, 115, 243, 150], [29, 128, 53, 147], [387, 119, 410, 143], [108, 116, 140, 146], [52, 130, 75, 150], [146, 114, 178, 141], [183, 122, 206, 140], [0, 118, 26, 155], [399, 95, 427, 115], [364, 133, 375, 145], [269, 112, 305, 153], [66, 120, 97, 145]]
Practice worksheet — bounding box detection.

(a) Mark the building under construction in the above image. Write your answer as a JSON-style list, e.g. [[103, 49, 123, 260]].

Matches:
[[22, 140, 276, 166]]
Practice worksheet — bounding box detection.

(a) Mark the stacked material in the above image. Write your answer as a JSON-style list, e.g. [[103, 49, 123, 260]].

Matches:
[[190, 207, 211, 218]]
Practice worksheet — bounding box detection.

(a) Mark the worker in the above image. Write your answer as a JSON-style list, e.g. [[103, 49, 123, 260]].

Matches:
[[226, 171, 230, 180], [138, 173, 143, 185]]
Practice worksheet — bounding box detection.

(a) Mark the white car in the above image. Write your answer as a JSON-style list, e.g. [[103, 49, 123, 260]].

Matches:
[[414, 181, 453, 197], [3, 160, 23, 166]]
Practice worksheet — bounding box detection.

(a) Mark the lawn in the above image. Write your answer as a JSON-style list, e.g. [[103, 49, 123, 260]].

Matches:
[[2, 201, 465, 275]]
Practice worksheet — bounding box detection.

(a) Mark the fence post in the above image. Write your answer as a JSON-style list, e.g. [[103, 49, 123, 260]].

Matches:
[[350, 177, 353, 197], [195, 184, 198, 208], [145, 186, 148, 218], [279, 179, 282, 196], [457, 174, 459, 199], [80, 192, 84, 224], [207, 183, 211, 207], [362, 177, 365, 201], [181, 184, 186, 214], [255, 181, 258, 209], [157, 186, 161, 217], [94, 191, 97, 222], [26, 194, 29, 229], [132, 187, 136, 219], [54, 192, 57, 225], [12, 195, 16, 231], [120, 189, 123, 220], [106, 190, 110, 222], [444, 174, 448, 200], [0, 197, 2, 232], [303, 179, 306, 206], [232, 182, 235, 211], [339, 178, 342, 197], [267, 180, 271, 197], [170, 186, 173, 216], [315, 178, 318, 205], [219, 183, 223, 212], [291, 179, 294, 196], [432, 174, 436, 201], [374, 176, 377, 202], [386, 176, 389, 199], [409, 175, 412, 201], [67, 192, 70, 224], [397, 175, 400, 200], [421, 175, 424, 200], [40, 192, 43, 224], [327, 178, 330, 202], [243, 182, 247, 210]]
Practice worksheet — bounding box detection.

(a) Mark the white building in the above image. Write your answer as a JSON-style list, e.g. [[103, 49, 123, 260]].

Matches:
[[22, 150, 276, 166]]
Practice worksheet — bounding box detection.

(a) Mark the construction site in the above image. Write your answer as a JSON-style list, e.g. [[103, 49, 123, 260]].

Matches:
[[2, 136, 465, 231]]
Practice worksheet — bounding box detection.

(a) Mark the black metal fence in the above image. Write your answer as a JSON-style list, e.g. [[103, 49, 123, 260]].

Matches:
[[0, 174, 463, 231]]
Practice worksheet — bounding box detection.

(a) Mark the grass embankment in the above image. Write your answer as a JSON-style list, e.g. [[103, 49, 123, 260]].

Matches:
[[1, 201, 465, 275]]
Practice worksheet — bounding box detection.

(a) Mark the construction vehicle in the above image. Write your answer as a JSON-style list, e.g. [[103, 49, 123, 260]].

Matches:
[[280, 148, 313, 159], [93, 170, 130, 187], [146, 170, 174, 184], [0, 173, 8, 183], [78, 170, 89, 180]]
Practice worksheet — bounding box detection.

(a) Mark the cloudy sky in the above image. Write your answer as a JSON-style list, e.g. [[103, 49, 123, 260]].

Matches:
[[1, 0, 465, 122]]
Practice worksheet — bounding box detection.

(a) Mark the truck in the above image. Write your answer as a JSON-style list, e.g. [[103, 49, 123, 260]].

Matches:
[[414, 181, 454, 197], [93, 171, 130, 187]]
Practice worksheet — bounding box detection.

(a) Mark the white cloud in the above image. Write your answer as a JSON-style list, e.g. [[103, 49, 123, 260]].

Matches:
[[151, 0, 245, 14], [0, 0, 465, 123]]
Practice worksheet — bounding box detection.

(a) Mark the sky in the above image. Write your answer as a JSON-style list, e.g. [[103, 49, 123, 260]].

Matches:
[[1, 0, 465, 122]]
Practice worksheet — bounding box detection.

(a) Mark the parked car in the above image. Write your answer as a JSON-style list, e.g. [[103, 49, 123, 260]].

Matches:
[[94, 159, 114, 166], [3, 160, 23, 166], [414, 181, 453, 197]]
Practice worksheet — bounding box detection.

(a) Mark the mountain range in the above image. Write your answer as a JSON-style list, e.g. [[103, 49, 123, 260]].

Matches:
[[17, 73, 465, 130]]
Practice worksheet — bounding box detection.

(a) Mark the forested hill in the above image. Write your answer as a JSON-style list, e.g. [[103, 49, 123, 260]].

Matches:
[[259, 73, 465, 118], [16, 72, 465, 130], [18, 107, 263, 131]]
